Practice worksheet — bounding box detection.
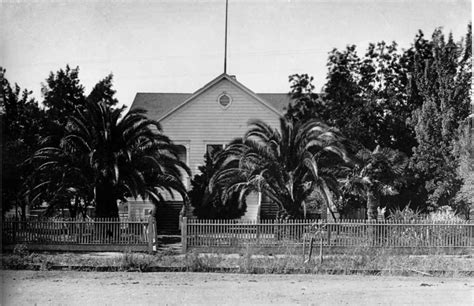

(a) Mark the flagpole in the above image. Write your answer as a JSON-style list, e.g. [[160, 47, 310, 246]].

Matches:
[[224, 0, 228, 74]]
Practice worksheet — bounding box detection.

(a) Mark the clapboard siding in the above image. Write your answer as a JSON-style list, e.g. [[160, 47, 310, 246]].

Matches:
[[260, 198, 279, 220], [160, 78, 281, 176], [127, 199, 154, 219]]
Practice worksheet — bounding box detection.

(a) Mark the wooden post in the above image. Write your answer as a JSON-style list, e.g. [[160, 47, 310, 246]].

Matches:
[[319, 232, 324, 264], [181, 217, 188, 253], [302, 233, 306, 263], [307, 237, 314, 263], [77, 220, 81, 243], [327, 224, 331, 246], [13, 220, 17, 242], [256, 220, 260, 243], [147, 215, 156, 253]]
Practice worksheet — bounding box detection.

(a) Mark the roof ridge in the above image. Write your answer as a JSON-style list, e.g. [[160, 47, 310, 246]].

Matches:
[[131, 77, 293, 119], [136, 92, 193, 94], [137, 92, 290, 94]]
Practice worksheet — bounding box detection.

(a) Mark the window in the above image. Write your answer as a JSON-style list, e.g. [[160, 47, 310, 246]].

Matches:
[[206, 144, 225, 157], [217, 92, 232, 109], [176, 145, 187, 164]]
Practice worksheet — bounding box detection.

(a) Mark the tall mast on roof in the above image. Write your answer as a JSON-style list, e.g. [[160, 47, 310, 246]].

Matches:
[[224, 0, 228, 74]]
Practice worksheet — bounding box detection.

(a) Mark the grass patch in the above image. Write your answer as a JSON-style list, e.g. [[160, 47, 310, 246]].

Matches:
[[2, 243, 473, 276], [120, 251, 157, 271]]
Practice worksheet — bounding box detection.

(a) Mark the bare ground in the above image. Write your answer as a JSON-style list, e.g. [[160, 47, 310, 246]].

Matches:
[[1, 270, 473, 305]]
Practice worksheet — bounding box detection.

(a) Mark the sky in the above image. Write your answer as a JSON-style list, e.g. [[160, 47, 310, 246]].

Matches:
[[1, 0, 472, 109]]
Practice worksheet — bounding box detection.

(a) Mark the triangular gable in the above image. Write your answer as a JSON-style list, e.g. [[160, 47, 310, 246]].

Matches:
[[158, 73, 282, 121]]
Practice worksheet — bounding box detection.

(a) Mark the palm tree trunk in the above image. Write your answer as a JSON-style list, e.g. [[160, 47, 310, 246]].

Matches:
[[302, 200, 307, 219], [68, 196, 78, 219], [366, 188, 380, 246], [94, 181, 119, 241], [256, 190, 262, 221], [95, 181, 119, 219], [321, 181, 338, 222], [366, 188, 379, 220]]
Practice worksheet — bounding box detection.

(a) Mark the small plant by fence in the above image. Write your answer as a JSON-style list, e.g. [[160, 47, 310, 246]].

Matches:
[[2, 217, 156, 252], [182, 218, 474, 254]]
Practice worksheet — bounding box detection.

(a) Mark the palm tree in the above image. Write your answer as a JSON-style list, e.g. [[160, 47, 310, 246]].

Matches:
[[210, 143, 268, 217], [31, 101, 189, 218], [212, 117, 348, 219], [28, 145, 95, 218], [188, 152, 246, 219], [341, 145, 407, 220]]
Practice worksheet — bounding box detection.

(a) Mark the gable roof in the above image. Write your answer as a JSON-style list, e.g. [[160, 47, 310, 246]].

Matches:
[[131, 74, 292, 121]]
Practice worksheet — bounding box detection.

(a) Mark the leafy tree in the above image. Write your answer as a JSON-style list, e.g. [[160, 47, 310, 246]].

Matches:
[[31, 101, 190, 218], [1, 68, 46, 218], [410, 25, 472, 211], [285, 74, 324, 123], [41, 66, 119, 144], [322, 45, 370, 150], [41, 65, 86, 129], [285, 47, 414, 215], [188, 152, 245, 219], [285, 25, 471, 215], [287, 39, 432, 156], [452, 95, 473, 219], [322, 42, 417, 154], [455, 121, 474, 219], [87, 74, 119, 107], [341, 146, 407, 220], [212, 117, 348, 219], [359, 41, 420, 154]]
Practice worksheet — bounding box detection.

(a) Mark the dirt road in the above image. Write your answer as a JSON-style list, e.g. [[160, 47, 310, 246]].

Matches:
[[1, 270, 473, 305]]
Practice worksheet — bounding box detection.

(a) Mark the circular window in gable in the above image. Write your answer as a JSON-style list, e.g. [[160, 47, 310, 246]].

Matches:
[[217, 93, 232, 109]]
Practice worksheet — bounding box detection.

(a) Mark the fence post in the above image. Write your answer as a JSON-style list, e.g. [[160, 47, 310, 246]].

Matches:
[[147, 215, 156, 253], [13, 220, 17, 242], [181, 217, 188, 254], [256, 220, 260, 243], [327, 223, 331, 246], [319, 232, 324, 264]]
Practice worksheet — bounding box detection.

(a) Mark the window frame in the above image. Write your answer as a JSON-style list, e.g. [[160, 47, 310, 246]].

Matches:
[[217, 92, 232, 109]]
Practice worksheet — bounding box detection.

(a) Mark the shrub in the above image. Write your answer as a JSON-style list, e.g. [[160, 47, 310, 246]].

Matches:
[[388, 205, 422, 222], [429, 206, 465, 222], [13, 244, 29, 257], [184, 251, 223, 272], [120, 251, 155, 271]]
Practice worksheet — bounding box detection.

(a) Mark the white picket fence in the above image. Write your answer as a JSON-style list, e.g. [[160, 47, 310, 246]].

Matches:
[[181, 218, 474, 253], [3, 217, 157, 252]]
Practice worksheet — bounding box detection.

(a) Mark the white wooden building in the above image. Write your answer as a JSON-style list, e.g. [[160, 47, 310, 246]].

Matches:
[[129, 73, 292, 232]]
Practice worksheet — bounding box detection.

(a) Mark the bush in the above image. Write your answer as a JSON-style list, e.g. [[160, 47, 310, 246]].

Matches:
[[2, 252, 45, 270], [13, 244, 29, 257], [389, 205, 422, 222], [429, 206, 465, 222], [184, 251, 226, 272], [120, 252, 155, 271]]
